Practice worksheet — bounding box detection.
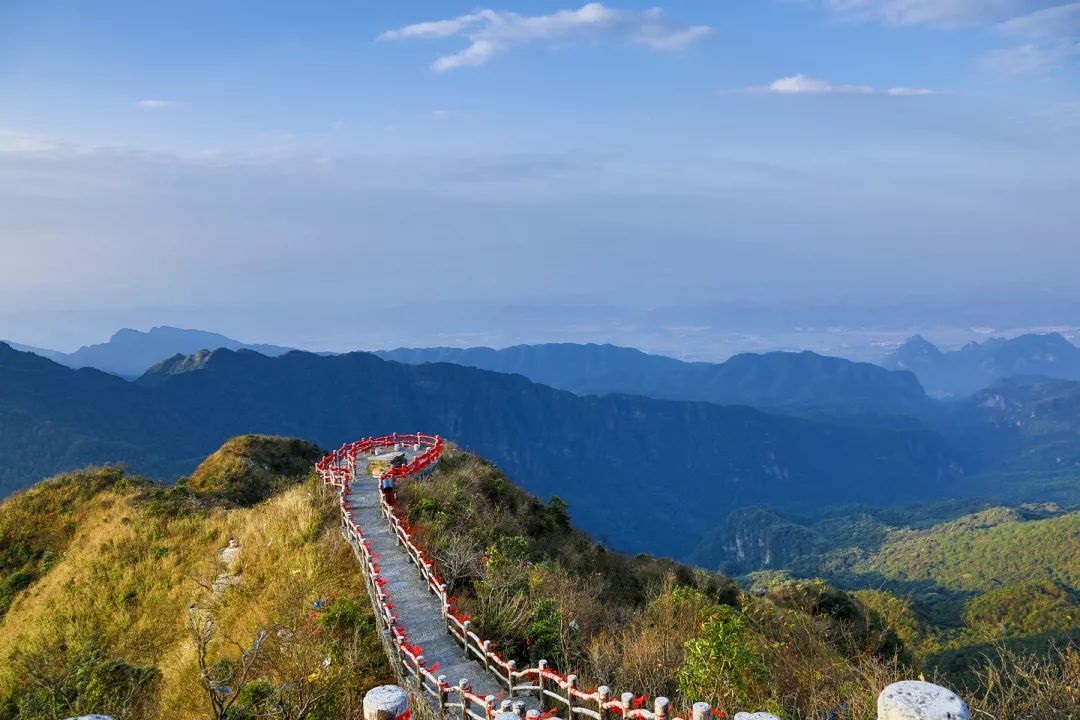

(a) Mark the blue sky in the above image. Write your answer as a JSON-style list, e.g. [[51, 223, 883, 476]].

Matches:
[[1, 1, 1078, 355]]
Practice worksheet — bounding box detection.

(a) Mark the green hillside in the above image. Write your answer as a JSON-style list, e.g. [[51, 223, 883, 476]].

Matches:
[[853, 506, 1080, 593], [0, 436, 390, 720]]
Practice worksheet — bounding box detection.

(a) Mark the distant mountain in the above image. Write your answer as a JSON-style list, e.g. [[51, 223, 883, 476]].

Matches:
[[0, 341, 65, 363], [883, 333, 1080, 397], [6, 326, 297, 378], [0, 342, 960, 558], [940, 376, 1080, 504], [377, 343, 933, 420]]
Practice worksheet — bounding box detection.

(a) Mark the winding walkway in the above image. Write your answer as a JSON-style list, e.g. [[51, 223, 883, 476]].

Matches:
[[345, 467, 508, 702]]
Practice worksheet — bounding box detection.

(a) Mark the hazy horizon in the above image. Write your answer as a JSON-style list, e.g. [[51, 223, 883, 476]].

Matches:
[[3, 1, 1078, 359]]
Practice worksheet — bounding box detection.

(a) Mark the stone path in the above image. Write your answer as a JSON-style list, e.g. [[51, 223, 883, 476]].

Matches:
[[346, 465, 513, 703]]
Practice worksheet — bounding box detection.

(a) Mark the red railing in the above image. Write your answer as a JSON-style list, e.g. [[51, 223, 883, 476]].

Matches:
[[317, 434, 713, 720]]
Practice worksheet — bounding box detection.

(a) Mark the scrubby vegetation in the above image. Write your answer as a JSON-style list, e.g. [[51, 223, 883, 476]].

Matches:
[[396, 450, 932, 718], [696, 499, 1080, 687], [2, 437, 1077, 718], [0, 435, 391, 719]]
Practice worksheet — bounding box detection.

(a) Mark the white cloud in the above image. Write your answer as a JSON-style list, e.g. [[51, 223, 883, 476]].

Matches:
[[0, 131, 59, 154], [135, 99, 186, 109], [998, 2, 1080, 36], [981, 40, 1080, 73], [379, 3, 711, 72], [751, 74, 943, 95], [821, 0, 1047, 28]]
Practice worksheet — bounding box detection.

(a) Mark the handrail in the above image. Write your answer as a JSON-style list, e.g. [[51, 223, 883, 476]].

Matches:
[[317, 434, 710, 720]]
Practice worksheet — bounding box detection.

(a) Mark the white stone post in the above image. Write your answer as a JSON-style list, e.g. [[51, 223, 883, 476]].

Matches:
[[566, 674, 578, 719], [692, 702, 711, 720], [878, 681, 970, 720], [437, 675, 448, 716], [597, 686, 611, 720], [363, 685, 409, 720], [654, 697, 670, 720], [459, 680, 471, 720], [536, 659, 548, 705]]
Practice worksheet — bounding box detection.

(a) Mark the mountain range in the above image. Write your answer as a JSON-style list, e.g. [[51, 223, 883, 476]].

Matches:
[[0, 342, 965, 558], [2, 326, 295, 378], [883, 332, 1080, 397], [377, 344, 934, 420]]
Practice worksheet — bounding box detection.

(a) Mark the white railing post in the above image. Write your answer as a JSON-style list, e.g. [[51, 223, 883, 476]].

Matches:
[[566, 674, 578, 720], [654, 697, 670, 720], [437, 675, 448, 716], [462, 621, 472, 659], [692, 702, 711, 720], [537, 659, 548, 705], [597, 686, 611, 720], [459, 680, 471, 720]]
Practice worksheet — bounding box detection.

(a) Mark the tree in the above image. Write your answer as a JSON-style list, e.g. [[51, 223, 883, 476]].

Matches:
[[189, 609, 268, 720]]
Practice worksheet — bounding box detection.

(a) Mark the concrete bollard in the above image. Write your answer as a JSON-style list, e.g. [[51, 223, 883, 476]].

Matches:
[[691, 703, 711, 720], [363, 685, 410, 720], [878, 681, 970, 720], [734, 714, 781, 720]]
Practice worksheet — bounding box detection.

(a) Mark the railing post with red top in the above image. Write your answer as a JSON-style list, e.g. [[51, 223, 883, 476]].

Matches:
[[597, 686, 610, 720]]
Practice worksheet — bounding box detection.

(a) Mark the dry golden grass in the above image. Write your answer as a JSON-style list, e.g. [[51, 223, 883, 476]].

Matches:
[[0, 441, 390, 719]]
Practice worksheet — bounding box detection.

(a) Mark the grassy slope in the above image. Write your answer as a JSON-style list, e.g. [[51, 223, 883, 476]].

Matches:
[[0, 436, 391, 719]]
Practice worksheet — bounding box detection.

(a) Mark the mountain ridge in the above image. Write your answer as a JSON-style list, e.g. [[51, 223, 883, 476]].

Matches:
[[883, 332, 1080, 397], [377, 342, 934, 420], [0, 342, 961, 559]]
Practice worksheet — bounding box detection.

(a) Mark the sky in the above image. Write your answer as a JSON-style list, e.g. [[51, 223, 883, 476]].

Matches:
[[1, 1, 1078, 358]]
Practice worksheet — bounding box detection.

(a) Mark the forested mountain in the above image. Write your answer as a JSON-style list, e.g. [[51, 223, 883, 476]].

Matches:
[[883, 333, 1080, 397], [378, 343, 934, 419], [0, 342, 959, 558]]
